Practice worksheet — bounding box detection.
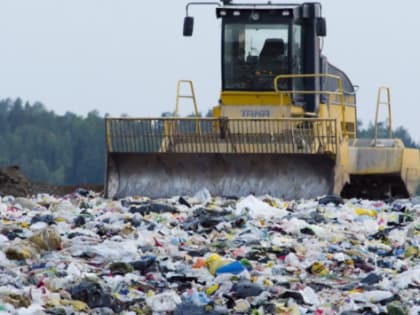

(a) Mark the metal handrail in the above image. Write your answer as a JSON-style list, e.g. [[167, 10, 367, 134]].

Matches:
[[374, 86, 392, 145], [105, 117, 338, 155], [273, 73, 348, 137], [106, 117, 335, 121], [174, 80, 201, 134]]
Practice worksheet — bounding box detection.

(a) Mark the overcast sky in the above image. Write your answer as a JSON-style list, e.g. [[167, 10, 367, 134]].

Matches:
[[0, 0, 419, 141]]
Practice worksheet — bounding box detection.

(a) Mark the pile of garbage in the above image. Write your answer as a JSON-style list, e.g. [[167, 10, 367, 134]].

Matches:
[[0, 189, 419, 315]]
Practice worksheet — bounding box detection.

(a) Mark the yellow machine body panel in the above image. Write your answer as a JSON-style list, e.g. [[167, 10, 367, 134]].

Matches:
[[336, 139, 420, 199], [401, 148, 420, 196], [346, 139, 403, 174], [220, 91, 292, 106], [214, 92, 357, 140], [215, 89, 357, 139]]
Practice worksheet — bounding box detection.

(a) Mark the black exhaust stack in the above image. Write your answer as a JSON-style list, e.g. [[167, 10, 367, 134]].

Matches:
[[299, 3, 326, 114]]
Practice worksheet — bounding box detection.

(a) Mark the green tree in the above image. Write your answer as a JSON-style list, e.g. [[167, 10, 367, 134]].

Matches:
[[358, 121, 418, 148], [0, 98, 106, 185]]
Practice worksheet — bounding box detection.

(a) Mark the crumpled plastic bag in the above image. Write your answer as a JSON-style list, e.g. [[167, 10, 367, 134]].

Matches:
[[193, 188, 212, 204], [299, 286, 320, 306], [146, 290, 181, 312], [235, 195, 288, 218], [349, 290, 393, 303], [393, 267, 420, 289]]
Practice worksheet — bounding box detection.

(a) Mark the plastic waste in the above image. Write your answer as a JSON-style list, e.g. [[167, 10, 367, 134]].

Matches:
[[0, 192, 418, 314], [387, 303, 406, 315], [129, 255, 156, 274], [5, 243, 38, 260], [235, 195, 288, 218], [31, 214, 55, 225], [349, 290, 394, 303], [4, 227, 61, 260], [2, 293, 31, 308], [354, 207, 377, 217], [360, 273, 382, 285], [206, 253, 230, 275], [318, 194, 343, 205], [193, 188, 212, 204], [231, 280, 264, 298], [69, 281, 123, 312], [49, 200, 78, 223], [174, 301, 226, 315], [28, 227, 62, 251], [108, 262, 133, 275], [206, 283, 219, 295], [14, 197, 40, 210], [129, 202, 178, 215], [146, 290, 181, 312], [215, 261, 245, 275], [178, 196, 192, 208], [188, 290, 211, 306], [308, 262, 329, 276], [192, 257, 207, 269], [300, 286, 320, 306], [393, 267, 420, 289], [60, 299, 90, 312], [234, 299, 250, 313], [73, 215, 86, 227]]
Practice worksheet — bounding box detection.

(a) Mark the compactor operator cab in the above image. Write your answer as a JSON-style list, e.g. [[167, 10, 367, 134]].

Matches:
[[184, 1, 327, 113]]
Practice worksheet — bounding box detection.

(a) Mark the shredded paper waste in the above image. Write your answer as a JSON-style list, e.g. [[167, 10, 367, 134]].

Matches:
[[0, 189, 419, 314]]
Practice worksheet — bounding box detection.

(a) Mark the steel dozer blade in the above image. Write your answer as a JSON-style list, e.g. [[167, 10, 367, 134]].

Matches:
[[104, 117, 339, 199], [106, 153, 335, 199]]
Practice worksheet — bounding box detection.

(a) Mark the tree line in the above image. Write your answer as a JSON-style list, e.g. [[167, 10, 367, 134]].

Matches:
[[0, 98, 418, 187], [0, 98, 104, 185]]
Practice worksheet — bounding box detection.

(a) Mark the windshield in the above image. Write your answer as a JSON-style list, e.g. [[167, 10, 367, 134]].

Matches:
[[223, 23, 291, 91]]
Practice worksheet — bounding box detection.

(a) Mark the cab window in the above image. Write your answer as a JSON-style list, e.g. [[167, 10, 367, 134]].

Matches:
[[223, 23, 289, 91]]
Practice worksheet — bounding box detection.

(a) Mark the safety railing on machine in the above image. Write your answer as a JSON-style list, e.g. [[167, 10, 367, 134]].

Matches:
[[373, 86, 392, 146], [273, 73, 354, 138], [105, 117, 338, 155]]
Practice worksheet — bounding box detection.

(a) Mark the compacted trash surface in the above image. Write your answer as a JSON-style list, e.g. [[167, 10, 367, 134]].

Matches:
[[0, 189, 419, 315]]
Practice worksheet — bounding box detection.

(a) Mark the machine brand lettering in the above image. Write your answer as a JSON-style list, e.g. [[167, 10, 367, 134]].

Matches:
[[241, 110, 270, 117]]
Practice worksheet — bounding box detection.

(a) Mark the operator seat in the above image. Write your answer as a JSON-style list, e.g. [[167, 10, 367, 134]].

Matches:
[[259, 38, 285, 64], [256, 38, 288, 90]]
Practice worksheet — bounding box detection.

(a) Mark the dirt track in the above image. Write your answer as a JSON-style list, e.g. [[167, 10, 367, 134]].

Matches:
[[0, 166, 103, 197]]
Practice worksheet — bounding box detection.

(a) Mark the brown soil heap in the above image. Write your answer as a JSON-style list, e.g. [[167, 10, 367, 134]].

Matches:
[[0, 165, 102, 197]]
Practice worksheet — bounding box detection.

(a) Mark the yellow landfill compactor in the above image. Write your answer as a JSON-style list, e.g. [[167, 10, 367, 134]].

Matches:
[[105, 1, 420, 199]]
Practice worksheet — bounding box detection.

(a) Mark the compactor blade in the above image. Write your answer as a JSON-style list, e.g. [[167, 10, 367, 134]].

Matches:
[[106, 153, 335, 199], [105, 117, 339, 199]]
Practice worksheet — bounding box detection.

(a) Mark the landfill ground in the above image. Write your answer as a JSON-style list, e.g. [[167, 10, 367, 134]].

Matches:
[[0, 168, 419, 315]]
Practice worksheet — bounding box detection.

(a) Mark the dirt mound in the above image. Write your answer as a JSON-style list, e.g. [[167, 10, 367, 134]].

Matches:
[[0, 166, 103, 197], [0, 166, 32, 196]]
